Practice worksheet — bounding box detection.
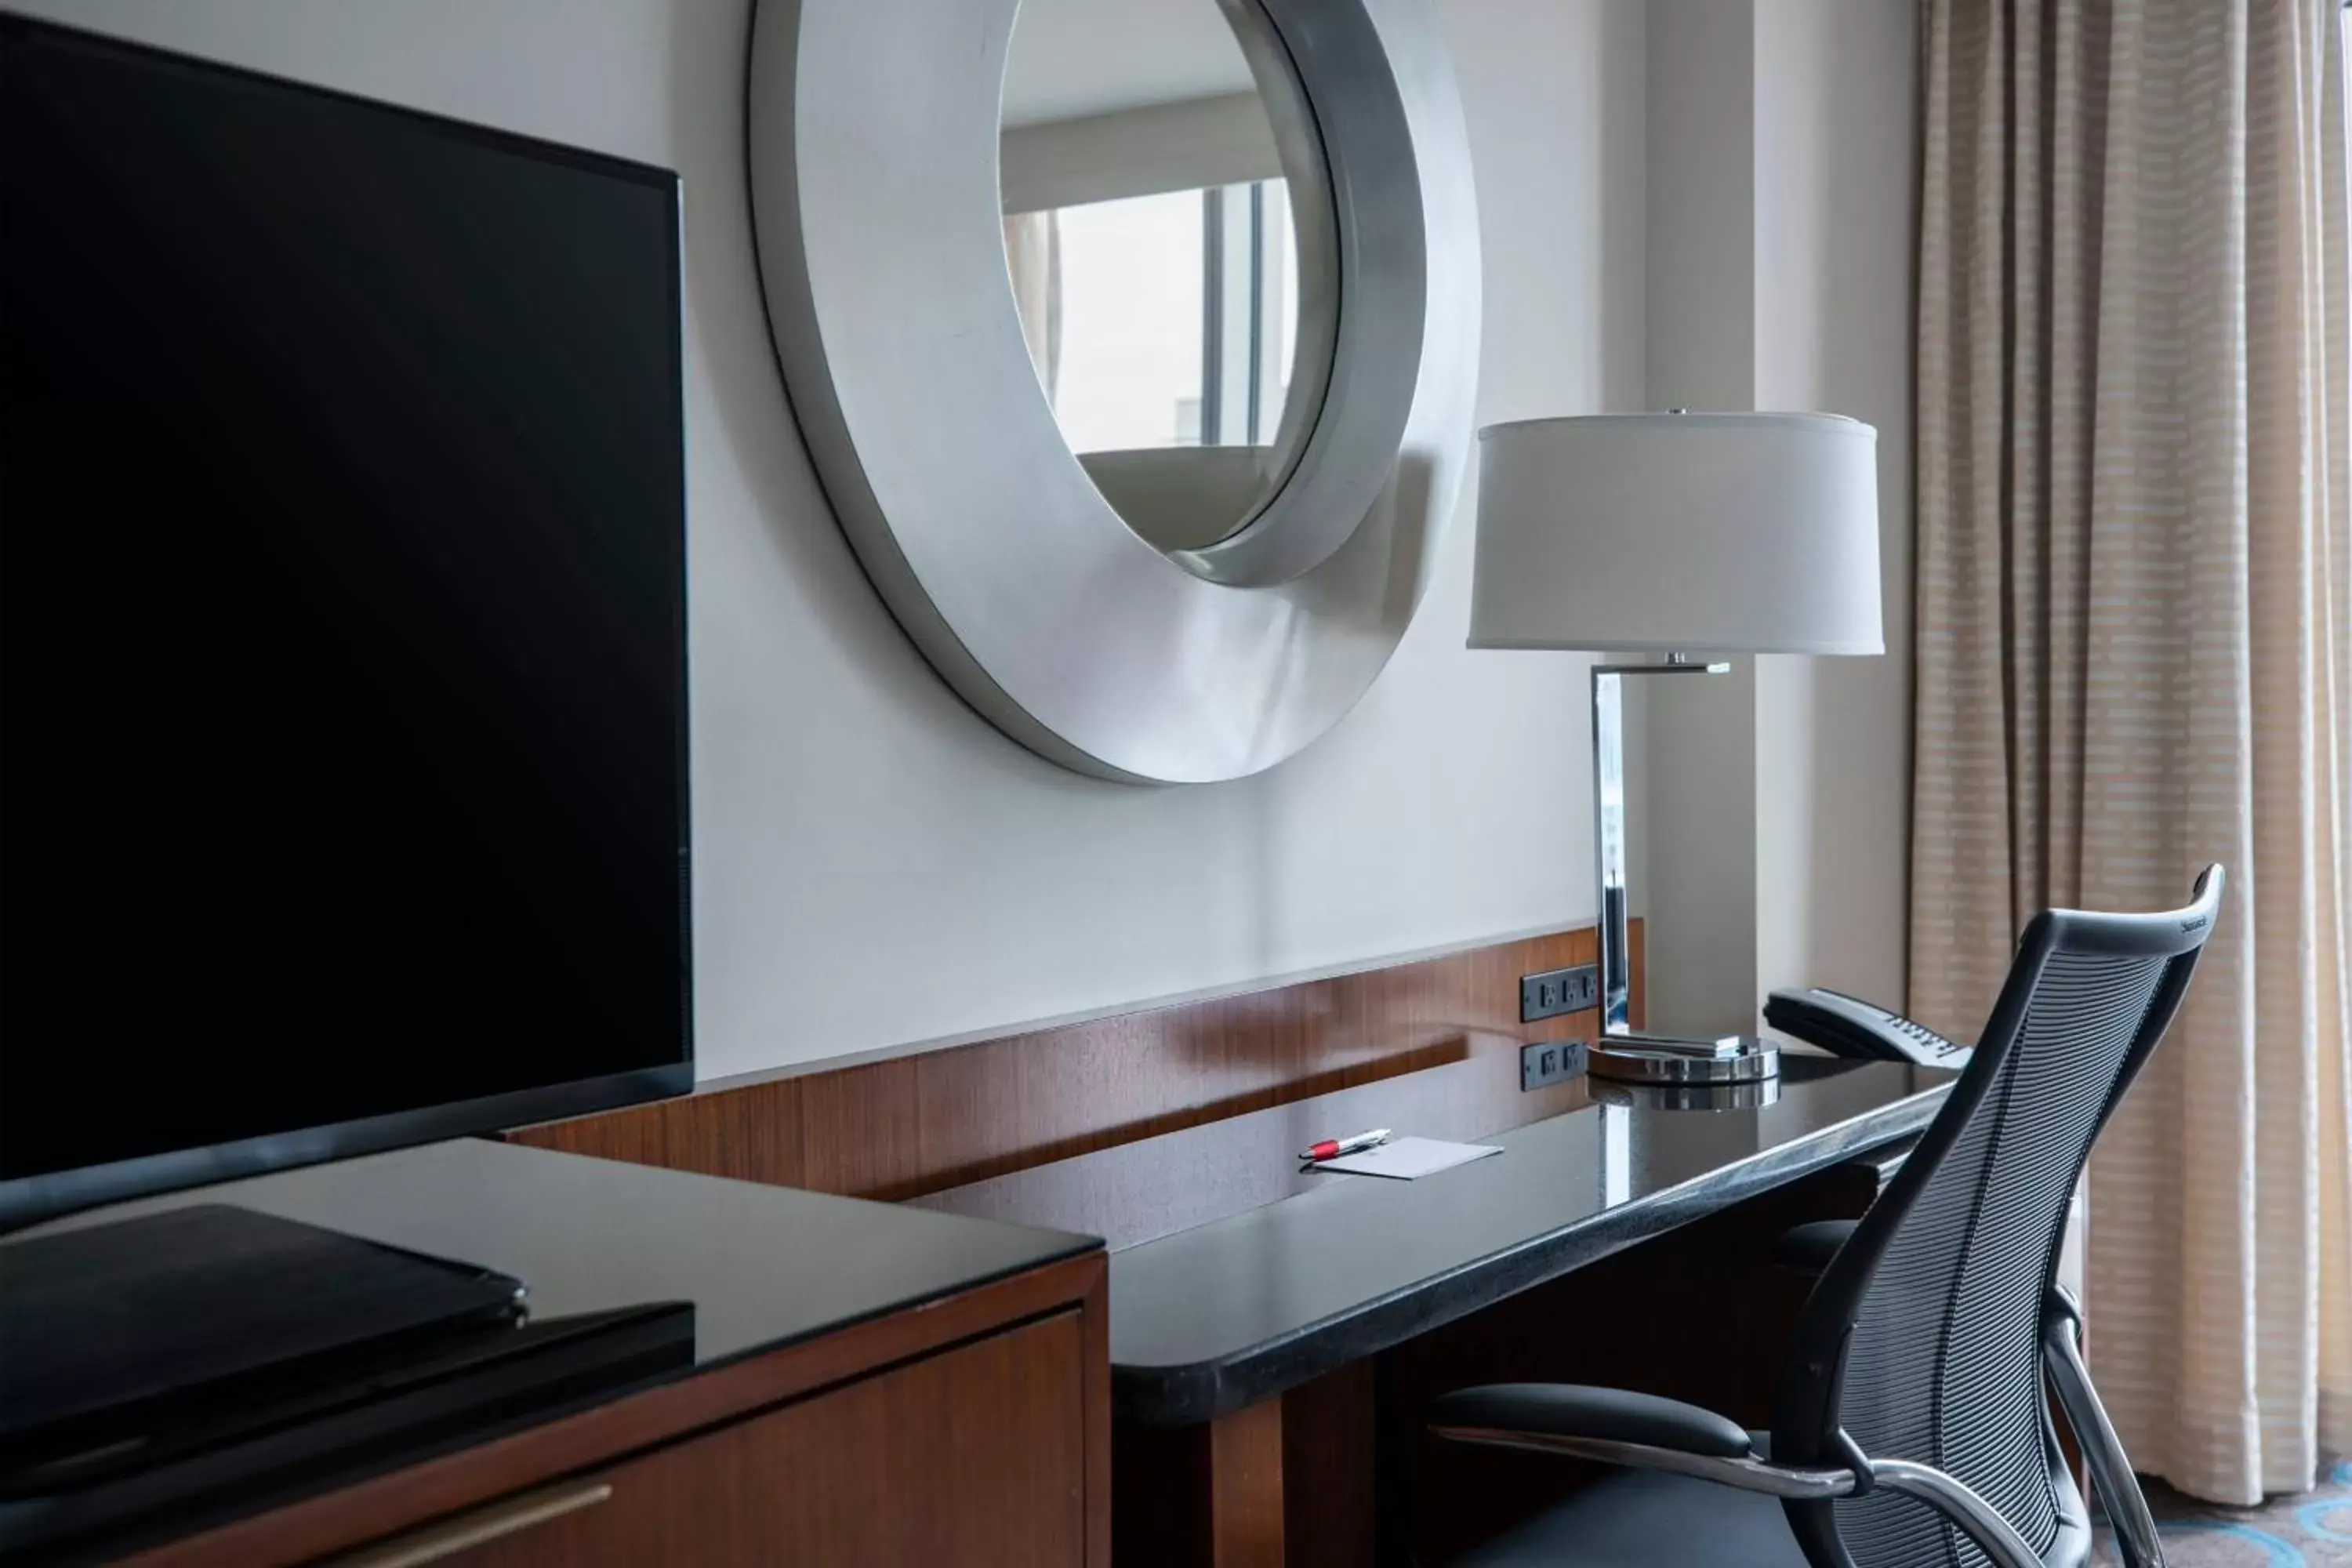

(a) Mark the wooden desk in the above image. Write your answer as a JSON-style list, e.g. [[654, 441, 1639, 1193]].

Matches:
[[12, 1141, 1108, 1567], [920, 1056, 1955, 1566]]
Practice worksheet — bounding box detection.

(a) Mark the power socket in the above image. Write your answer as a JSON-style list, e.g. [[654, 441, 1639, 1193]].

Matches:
[[1520, 964, 1599, 1023], [1520, 1038, 1589, 1091]]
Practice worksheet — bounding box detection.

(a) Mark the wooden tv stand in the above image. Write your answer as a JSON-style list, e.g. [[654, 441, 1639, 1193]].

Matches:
[[9, 1140, 1107, 1567]]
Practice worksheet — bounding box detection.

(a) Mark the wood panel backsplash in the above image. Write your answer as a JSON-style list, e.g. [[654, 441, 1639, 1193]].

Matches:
[[510, 920, 1642, 1203]]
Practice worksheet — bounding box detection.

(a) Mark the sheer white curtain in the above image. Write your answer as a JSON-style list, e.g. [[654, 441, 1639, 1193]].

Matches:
[[1910, 0, 2351, 1504], [1003, 209, 1062, 401]]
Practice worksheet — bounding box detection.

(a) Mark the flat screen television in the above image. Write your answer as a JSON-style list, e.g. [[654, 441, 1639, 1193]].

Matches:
[[0, 18, 692, 1232]]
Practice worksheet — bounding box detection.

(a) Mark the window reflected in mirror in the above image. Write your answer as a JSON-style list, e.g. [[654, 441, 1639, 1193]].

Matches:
[[999, 0, 1332, 551], [1006, 183, 1296, 456]]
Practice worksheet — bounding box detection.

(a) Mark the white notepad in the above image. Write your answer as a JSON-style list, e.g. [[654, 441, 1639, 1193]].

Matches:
[[1315, 1135, 1502, 1180]]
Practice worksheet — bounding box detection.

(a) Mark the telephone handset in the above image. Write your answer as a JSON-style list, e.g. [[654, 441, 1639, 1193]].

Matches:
[[1763, 987, 1972, 1069]]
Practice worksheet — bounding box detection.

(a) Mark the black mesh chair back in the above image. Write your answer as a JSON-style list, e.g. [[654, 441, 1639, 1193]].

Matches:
[[1773, 865, 2225, 1568]]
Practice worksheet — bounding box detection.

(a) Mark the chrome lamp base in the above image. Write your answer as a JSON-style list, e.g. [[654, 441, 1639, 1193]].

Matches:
[[1588, 1034, 1781, 1085]]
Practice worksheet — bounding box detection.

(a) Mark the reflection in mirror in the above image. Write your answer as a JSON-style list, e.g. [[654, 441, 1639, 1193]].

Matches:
[[999, 0, 1333, 552]]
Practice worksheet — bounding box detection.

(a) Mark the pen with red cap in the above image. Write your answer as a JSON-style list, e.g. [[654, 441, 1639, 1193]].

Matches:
[[1301, 1127, 1392, 1163]]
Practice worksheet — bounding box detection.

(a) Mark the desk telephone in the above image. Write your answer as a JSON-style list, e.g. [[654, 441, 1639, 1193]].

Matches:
[[1764, 987, 1973, 1070]]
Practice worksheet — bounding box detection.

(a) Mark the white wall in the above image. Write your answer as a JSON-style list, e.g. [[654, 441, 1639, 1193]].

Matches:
[[1638, 0, 1918, 1035], [1639, 0, 1762, 1036], [22, 0, 1652, 1080], [1752, 0, 1918, 1015]]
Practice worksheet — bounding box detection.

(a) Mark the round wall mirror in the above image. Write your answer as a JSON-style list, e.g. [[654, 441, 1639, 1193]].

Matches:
[[749, 0, 1479, 783], [996, 0, 1337, 553]]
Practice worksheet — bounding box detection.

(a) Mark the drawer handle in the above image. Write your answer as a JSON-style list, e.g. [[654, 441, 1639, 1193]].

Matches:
[[332, 1481, 614, 1567]]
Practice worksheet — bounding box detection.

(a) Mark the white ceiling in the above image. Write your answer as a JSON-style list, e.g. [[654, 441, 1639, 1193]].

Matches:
[[1000, 0, 1259, 129]]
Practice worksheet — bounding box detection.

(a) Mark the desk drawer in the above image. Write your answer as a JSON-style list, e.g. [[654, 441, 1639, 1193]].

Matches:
[[341, 1310, 1086, 1568]]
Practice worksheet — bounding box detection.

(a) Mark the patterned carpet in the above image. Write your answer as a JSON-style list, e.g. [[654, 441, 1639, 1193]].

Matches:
[[2093, 1458, 2352, 1566]]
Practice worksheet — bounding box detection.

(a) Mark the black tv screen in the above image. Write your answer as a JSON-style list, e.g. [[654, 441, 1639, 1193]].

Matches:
[[0, 20, 691, 1227]]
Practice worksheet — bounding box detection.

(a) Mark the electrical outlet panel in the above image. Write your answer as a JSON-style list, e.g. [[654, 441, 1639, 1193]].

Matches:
[[1520, 1038, 1589, 1091], [1520, 964, 1599, 1023]]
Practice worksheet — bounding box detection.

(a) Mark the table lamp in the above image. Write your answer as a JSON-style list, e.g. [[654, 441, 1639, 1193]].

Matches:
[[1467, 412, 1883, 1084]]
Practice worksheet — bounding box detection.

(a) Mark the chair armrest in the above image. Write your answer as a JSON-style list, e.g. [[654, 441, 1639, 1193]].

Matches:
[[1425, 1387, 2044, 1568], [1429, 1385, 1754, 1457], [1428, 1384, 1860, 1501], [1775, 1219, 1857, 1273]]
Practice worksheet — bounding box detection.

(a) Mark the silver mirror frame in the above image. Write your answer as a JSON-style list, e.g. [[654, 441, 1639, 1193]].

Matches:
[[747, 0, 1480, 784]]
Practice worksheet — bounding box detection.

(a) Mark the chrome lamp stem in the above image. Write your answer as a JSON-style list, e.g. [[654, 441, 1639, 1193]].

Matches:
[[1591, 654, 1730, 1036]]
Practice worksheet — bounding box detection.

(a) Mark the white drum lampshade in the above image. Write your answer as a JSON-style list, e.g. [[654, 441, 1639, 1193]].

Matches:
[[1467, 412, 1883, 655]]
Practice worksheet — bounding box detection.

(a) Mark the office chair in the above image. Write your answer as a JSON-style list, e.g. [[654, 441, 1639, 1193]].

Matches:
[[1430, 865, 2225, 1568]]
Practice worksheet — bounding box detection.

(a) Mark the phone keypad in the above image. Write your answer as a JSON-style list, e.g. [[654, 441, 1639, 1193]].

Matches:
[[1895, 1017, 1964, 1055]]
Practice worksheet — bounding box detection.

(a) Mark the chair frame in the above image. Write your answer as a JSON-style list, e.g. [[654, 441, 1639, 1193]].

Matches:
[[1433, 866, 2226, 1568]]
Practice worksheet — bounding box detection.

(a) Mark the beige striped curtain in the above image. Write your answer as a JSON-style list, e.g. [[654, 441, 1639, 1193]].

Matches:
[[1910, 0, 2352, 1507]]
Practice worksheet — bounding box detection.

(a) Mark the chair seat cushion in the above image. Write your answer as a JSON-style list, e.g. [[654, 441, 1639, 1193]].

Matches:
[[1453, 1468, 1809, 1568]]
